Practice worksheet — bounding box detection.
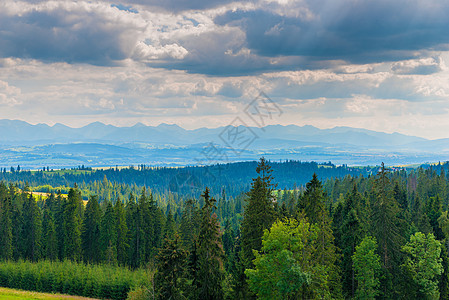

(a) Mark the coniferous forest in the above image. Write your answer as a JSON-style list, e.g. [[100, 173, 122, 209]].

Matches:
[[1, 159, 449, 299]]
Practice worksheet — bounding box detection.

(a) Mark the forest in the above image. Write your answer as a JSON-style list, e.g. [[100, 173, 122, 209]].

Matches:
[[1, 158, 449, 299], [0, 160, 371, 199]]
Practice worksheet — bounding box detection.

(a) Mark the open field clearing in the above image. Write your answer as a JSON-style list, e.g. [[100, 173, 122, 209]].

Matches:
[[0, 287, 98, 300]]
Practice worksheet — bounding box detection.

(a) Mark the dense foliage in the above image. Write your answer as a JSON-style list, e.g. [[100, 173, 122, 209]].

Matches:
[[2, 159, 449, 299], [0, 260, 151, 300], [0, 160, 368, 200]]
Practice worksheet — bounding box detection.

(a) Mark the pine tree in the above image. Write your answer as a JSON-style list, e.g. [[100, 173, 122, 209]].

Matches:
[[155, 234, 188, 299], [114, 198, 128, 266], [371, 163, 405, 298], [11, 202, 23, 260], [42, 207, 58, 260], [127, 193, 145, 268], [298, 173, 325, 224], [222, 219, 236, 272], [0, 183, 13, 260], [81, 195, 101, 263], [163, 209, 176, 239], [240, 157, 277, 267], [63, 187, 83, 261], [194, 188, 225, 300], [300, 174, 342, 298], [427, 195, 443, 239], [22, 192, 42, 261], [180, 198, 200, 251], [340, 185, 365, 298], [55, 192, 66, 260], [100, 201, 117, 264]]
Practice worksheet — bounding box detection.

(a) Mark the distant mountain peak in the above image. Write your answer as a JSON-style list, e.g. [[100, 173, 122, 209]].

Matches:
[[132, 122, 146, 128], [157, 123, 183, 129]]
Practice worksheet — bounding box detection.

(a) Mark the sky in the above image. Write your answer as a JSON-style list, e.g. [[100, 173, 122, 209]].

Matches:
[[1, 0, 449, 139]]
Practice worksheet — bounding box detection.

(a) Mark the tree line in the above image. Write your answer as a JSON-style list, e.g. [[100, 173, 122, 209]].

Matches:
[[0, 160, 369, 199]]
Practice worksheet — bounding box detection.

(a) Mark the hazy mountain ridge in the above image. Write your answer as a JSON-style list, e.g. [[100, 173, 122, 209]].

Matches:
[[0, 119, 427, 146], [1, 119, 448, 168]]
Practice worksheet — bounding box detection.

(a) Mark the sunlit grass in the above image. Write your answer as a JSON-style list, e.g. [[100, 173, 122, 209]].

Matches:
[[0, 287, 98, 300]]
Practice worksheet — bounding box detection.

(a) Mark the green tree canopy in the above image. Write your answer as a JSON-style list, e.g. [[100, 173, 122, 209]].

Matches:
[[352, 236, 381, 300], [402, 232, 443, 299]]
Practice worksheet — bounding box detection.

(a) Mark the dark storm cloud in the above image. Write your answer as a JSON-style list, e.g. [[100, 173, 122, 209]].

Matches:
[[2, 0, 449, 76], [0, 5, 137, 65], [215, 0, 449, 64]]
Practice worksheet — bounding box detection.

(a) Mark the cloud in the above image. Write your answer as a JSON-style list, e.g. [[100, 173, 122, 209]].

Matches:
[[0, 80, 21, 106], [0, 1, 144, 64], [215, 0, 449, 64], [132, 42, 188, 60], [391, 57, 445, 75], [3, 0, 449, 76]]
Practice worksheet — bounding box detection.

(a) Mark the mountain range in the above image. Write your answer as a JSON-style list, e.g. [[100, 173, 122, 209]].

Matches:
[[1, 119, 449, 168]]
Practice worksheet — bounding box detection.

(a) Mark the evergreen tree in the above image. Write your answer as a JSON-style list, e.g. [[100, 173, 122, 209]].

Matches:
[[241, 157, 277, 267], [22, 193, 42, 261], [298, 173, 325, 224], [427, 195, 444, 240], [63, 188, 83, 261], [300, 174, 342, 298], [222, 219, 236, 272], [100, 201, 117, 264], [371, 163, 405, 298], [155, 234, 188, 300], [340, 185, 365, 298], [127, 193, 145, 268], [0, 184, 13, 260], [11, 202, 23, 260], [81, 195, 101, 263], [42, 207, 58, 260], [180, 198, 200, 251], [114, 198, 128, 266], [163, 209, 176, 239], [194, 188, 225, 300]]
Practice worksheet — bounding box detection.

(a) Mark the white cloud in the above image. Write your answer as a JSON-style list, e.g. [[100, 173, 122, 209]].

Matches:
[[132, 42, 188, 60], [0, 80, 21, 106], [391, 56, 445, 75]]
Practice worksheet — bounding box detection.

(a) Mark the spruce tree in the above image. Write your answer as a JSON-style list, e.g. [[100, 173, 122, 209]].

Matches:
[[127, 193, 145, 268], [371, 163, 405, 298], [0, 184, 13, 260], [299, 174, 342, 299], [42, 207, 58, 260], [163, 209, 176, 239], [155, 234, 188, 299], [114, 198, 128, 266], [240, 157, 277, 267], [100, 200, 117, 264], [340, 185, 365, 298], [63, 187, 83, 261], [81, 195, 101, 263], [22, 193, 42, 261], [194, 188, 225, 300], [180, 198, 200, 251]]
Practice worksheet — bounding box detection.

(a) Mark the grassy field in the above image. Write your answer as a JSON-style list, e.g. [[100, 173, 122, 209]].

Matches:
[[0, 287, 98, 300]]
